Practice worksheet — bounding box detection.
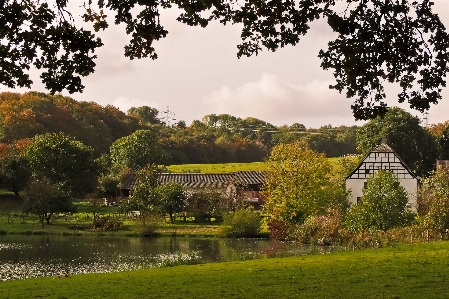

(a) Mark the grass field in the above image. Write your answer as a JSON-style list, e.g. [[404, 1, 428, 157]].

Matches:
[[167, 162, 268, 173], [0, 195, 221, 237], [167, 157, 351, 175], [1, 241, 448, 298]]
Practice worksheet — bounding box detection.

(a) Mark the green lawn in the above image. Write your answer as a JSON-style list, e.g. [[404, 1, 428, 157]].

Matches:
[[167, 162, 268, 173], [168, 158, 353, 177], [1, 241, 449, 298], [0, 197, 221, 237]]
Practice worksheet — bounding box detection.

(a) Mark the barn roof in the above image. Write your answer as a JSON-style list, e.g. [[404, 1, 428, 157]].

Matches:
[[158, 173, 235, 189], [121, 171, 266, 190], [234, 171, 265, 185]]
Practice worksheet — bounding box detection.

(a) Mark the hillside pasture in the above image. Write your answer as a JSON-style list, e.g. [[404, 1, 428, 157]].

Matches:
[[168, 157, 355, 177]]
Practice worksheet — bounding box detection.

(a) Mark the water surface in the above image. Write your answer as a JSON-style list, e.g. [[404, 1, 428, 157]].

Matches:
[[0, 235, 325, 281]]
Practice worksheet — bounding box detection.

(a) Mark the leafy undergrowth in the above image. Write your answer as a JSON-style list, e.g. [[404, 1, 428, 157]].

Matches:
[[1, 242, 449, 298]]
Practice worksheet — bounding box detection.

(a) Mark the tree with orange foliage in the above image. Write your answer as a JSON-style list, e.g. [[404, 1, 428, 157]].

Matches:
[[0, 141, 32, 197]]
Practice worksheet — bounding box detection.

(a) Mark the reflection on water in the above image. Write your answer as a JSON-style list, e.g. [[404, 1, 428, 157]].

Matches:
[[0, 235, 329, 281]]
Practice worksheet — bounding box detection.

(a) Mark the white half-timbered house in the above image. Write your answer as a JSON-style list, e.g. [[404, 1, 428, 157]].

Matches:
[[345, 142, 419, 208]]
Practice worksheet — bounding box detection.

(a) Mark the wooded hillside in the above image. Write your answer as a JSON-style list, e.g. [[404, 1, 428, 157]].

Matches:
[[0, 92, 359, 164]]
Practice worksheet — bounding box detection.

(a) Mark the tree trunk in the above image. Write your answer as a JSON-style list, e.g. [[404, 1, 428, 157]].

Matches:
[[46, 213, 53, 225], [39, 214, 45, 228]]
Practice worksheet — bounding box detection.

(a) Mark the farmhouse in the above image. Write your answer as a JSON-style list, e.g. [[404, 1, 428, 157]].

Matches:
[[345, 142, 419, 208], [121, 171, 266, 209]]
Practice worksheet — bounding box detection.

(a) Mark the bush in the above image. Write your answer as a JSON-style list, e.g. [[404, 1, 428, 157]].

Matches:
[[267, 220, 290, 240], [290, 208, 344, 245], [220, 209, 261, 238], [92, 216, 124, 231], [140, 214, 160, 236], [340, 225, 435, 249]]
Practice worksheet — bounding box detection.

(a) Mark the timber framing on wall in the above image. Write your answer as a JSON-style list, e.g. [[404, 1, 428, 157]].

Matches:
[[345, 142, 419, 208]]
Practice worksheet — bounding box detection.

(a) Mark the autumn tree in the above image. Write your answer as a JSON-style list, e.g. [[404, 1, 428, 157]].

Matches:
[[127, 106, 161, 126], [121, 164, 165, 224], [155, 182, 187, 223], [437, 125, 449, 160], [23, 177, 74, 227], [25, 132, 99, 197], [1, 1, 447, 119], [0, 154, 31, 197], [345, 170, 412, 232], [263, 140, 348, 226], [185, 188, 235, 223], [0, 92, 141, 156], [307, 125, 358, 157], [109, 129, 168, 171], [0, 141, 32, 197], [418, 167, 449, 231]]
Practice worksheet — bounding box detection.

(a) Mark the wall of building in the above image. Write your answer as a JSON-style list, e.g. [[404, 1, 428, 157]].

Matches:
[[346, 178, 418, 209]]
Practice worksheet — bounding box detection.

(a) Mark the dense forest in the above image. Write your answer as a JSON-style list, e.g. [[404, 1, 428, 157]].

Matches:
[[0, 91, 359, 164], [2, 91, 449, 174]]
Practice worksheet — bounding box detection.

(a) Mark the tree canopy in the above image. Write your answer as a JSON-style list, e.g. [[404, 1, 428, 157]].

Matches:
[[263, 140, 347, 225], [25, 132, 99, 197], [356, 107, 438, 174], [23, 177, 74, 227], [1, 1, 448, 120], [109, 129, 168, 171], [418, 167, 449, 231]]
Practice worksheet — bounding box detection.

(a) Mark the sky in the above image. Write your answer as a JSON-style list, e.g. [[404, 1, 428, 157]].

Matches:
[[2, 0, 449, 128]]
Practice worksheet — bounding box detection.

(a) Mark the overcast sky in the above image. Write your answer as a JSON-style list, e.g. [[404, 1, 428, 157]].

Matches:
[[3, 0, 449, 128]]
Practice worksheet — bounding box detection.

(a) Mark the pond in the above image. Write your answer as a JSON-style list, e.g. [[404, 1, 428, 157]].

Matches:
[[0, 235, 330, 281]]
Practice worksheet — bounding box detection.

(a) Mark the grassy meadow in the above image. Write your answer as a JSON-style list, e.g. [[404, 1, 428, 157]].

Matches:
[[167, 162, 268, 173], [0, 193, 221, 237], [1, 241, 449, 298], [167, 157, 349, 175]]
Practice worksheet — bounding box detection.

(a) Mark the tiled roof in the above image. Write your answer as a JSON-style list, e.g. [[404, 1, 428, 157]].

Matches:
[[122, 173, 137, 190], [158, 173, 235, 189], [234, 171, 265, 185], [121, 171, 266, 190]]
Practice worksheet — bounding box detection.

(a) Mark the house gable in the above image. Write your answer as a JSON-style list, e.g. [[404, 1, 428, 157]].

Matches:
[[345, 142, 418, 208], [347, 142, 417, 181]]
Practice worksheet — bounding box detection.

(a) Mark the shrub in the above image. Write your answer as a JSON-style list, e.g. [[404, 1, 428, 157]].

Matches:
[[341, 225, 436, 249], [140, 214, 160, 236], [220, 209, 261, 238], [290, 208, 345, 245], [92, 216, 124, 231], [267, 220, 290, 240]]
